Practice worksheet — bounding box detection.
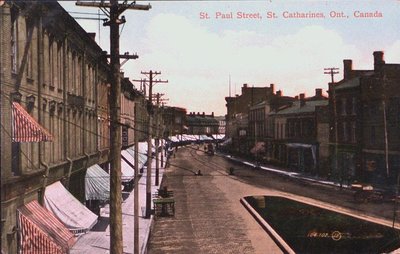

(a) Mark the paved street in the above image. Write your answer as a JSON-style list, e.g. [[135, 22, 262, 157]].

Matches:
[[147, 145, 399, 254]]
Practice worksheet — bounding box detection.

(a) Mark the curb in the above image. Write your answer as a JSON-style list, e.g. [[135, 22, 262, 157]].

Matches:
[[240, 197, 295, 254]]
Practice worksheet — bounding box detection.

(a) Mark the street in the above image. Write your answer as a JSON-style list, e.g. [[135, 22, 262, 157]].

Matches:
[[147, 145, 399, 254]]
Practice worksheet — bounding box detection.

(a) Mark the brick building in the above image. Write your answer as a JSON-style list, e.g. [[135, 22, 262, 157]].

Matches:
[[225, 83, 275, 154], [162, 106, 187, 137], [329, 51, 400, 186], [186, 112, 219, 135], [0, 2, 111, 252], [268, 90, 329, 176], [248, 89, 295, 160]]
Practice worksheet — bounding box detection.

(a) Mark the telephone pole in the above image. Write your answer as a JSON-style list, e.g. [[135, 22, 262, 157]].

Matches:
[[75, 1, 150, 253], [140, 71, 168, 218], [154, 93, 167, 186], [324, 67, 340, 187]]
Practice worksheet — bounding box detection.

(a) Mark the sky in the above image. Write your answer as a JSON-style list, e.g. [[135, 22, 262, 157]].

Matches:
[[60, 1, 400, 116]]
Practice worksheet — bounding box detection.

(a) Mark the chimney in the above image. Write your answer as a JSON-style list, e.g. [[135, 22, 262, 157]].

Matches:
[[300, 93, 306, 107], [373, 51, 385, 72], [276, 90, 282, 97], [294, 95, 299, 100], [270, 83, 275, 94], [88, 32, 96, 41], [202, 112, 205, 117], [343, 59, 352, 80], [315, 88, 322, 97], [211, 112, 214, 117], [242, 83, 248, 94]]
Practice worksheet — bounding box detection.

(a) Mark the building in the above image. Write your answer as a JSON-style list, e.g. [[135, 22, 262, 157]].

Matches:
[[329, 51, 400, 186], [248, 89, 295, 160], [162, 106, 187, 137], [214, 115, 226, 134], [186, 112, 219, 135], [0, 2, 112, 252], [269, 90, 329, 176], [225, 83, 276, 154]]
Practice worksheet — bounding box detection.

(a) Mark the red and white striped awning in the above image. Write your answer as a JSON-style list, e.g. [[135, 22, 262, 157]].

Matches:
[[17, 200, 75, 254], [12, 102, 53, 142]]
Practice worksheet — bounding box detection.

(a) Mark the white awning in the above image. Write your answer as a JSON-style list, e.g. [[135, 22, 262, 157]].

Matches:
[[124, 146, 147, 171], [220, 137, 232, 146], [85, 164, 110, 201], [44, 181, 98, 235], [212, 134, 225, 140], [169, 136, 180, 142], [121, 158, 135, 183], [199, 135, 213, 141]]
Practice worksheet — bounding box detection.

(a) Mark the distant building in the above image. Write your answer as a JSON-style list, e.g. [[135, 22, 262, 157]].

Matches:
[[225, 83, 276, 154], [162, 106, 187, 137], [214, 115, 226, 134], [249, 89, 295, 160], [186, 112, 219, 135], [329, 51, 400, 185]]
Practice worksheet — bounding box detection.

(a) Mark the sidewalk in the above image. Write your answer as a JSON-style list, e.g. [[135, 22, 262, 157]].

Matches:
[[221, 153, 353, 189], [71, 160, 165, 254]]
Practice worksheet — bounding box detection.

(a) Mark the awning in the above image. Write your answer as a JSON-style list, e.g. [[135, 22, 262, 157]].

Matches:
[[17, 200, 76, 254], [286, 143, 317, 166], [121, 156, 135, 183], [85, 164, 110, 201], [220, 137, 232, 146], [199, 135, 213, 141], [169, 136, 180, 142], [12, 102, 53, 142], [124, 146, 147, 172], [44, 181, 98, 235], [212, 134, 225, 140]]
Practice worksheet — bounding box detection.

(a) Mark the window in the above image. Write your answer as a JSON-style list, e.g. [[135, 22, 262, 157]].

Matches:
[[72, 52, 77, 93], [370, 126, 376, 145], [11, 143, 21, 176], [341, 98, 347, 115], [25, 18, 34, 79], [351, 97, 357, 115], [56, 42, 62, 91], [49, 38, 54, 88], [11, 8, 19, 74], [343, 122, 348, 142], [350, 121, 356, 143]]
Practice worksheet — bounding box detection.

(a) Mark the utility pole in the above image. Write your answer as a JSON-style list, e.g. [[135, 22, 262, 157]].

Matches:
[[154, 93, 166, 186], [324, 68, 340, 187], [140, 71, 168, 218], [75, 1, 150, 253], [134, 102, 140, 254]]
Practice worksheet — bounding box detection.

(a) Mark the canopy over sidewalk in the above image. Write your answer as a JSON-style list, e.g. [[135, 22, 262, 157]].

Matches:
[[44, 181, 98, 234], [85, 164, 110, 201], [17, 200, 75, 253]]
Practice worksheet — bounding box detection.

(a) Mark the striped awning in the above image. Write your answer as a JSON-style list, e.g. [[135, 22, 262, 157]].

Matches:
[[17, 200, 76, 254], [12, 102, 53, 142]]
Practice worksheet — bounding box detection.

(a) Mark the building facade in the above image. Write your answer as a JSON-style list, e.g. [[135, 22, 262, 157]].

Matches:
[[162, 106, 187, 137], [225, 83, 276, 154], [186, 112, 219, 135], [269, 90, 329, 176], [0, 2, 112, 252], [329, 52, 400, 186]]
